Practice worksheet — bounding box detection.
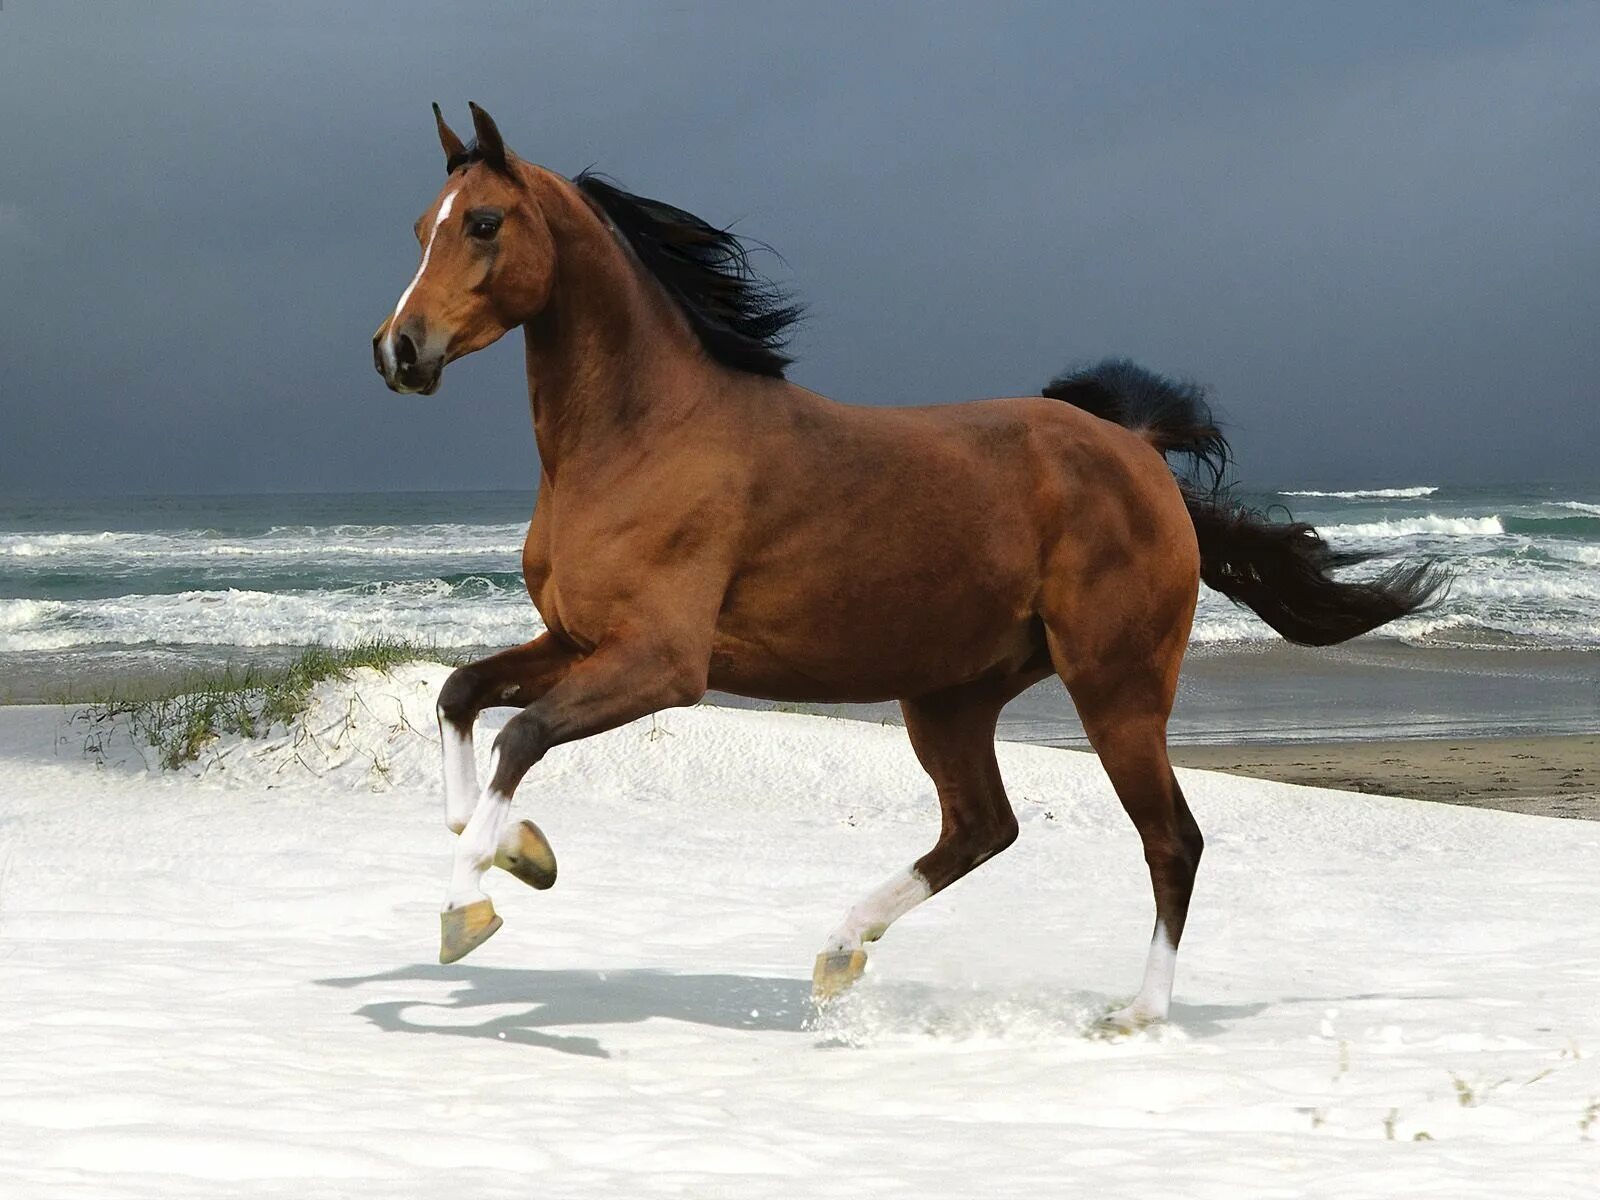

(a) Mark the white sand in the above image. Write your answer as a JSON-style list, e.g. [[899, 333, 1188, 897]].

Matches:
[[1, 664, 1597, 1197]]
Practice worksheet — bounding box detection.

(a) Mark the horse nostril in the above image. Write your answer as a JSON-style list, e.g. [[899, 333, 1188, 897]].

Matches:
[[394, 332, 419, 370]]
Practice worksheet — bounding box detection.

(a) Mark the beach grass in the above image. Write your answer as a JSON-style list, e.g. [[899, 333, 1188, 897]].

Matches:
[[68, 638, 456, 770]]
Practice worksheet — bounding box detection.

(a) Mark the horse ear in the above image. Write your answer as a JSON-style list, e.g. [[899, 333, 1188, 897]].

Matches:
[[467, 101, 510, 171], [433, 102, 466, 170]]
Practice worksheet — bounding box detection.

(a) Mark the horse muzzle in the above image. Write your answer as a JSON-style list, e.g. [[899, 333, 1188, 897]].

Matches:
[[373, 319, 446, 396]]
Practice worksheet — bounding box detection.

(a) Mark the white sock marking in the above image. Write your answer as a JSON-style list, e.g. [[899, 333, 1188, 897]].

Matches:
[[1111, 920, 1179, 1025], [438, 706, 478, 834], [445, 747, 510, 910], [823, 867, 933, 954]]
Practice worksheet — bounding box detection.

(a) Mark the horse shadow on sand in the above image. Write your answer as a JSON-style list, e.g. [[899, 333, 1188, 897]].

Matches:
[[314, 963, 1286, 1059], [315, 964, 816, 1058]]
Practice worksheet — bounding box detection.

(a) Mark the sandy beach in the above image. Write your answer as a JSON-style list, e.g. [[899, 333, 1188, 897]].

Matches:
[[1173, 734, 1599, 820], [3, 662, 1598, 1197]]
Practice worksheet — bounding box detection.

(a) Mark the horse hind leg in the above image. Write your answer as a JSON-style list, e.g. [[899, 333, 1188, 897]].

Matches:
[[1095, 724, 1202, 1030], [1054, 637, 1203, 1030], [813, 682, 1023, 999]]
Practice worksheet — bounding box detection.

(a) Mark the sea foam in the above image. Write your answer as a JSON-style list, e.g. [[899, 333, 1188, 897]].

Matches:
[[0, 585, 542, 653], [1322, 514, 1504, 539], [1279, 486, 1437, 499], [0, 524, 526, 561]]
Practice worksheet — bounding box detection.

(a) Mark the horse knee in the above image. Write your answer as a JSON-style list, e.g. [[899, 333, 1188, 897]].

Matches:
[[437, 665, 484, 728], [488, 711, 552, 794]]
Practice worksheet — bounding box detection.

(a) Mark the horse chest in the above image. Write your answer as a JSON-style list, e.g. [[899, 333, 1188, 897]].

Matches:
[[519, 525, 560, 628], [520, 540, 612, 651]]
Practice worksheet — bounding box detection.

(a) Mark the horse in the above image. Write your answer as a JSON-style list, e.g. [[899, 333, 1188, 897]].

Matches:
[[372, 103, 1442, 1029]]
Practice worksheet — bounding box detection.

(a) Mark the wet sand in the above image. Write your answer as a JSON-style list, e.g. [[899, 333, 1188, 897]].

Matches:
[[1172, 733, 1599, 820]]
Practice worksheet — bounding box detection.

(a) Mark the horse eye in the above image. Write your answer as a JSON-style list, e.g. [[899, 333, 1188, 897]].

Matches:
[[467, 215, 502, 240]]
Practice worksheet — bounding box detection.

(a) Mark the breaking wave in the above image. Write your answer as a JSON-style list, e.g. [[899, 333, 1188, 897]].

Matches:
[[0, 523, 527, 561], [0, 580, 542, 653], [1279, 486, 1437, 499], [1322, 514, 1504, 539]]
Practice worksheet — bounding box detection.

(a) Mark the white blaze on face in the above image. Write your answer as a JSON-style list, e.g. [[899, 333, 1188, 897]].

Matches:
[[383, 188, 459, 370]]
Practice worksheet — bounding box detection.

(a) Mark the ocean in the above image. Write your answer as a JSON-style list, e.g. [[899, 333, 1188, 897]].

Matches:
[[2, 484, 1596, 741]]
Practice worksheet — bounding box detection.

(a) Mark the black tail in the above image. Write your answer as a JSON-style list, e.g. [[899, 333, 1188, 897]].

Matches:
[[1043, 358, 1448, 647], [1179, 495, 1448, 646], [1043, 357, 1231, 490]]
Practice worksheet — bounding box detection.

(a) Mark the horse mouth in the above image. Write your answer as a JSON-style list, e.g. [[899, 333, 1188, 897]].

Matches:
[[388, 364, 444, 396]]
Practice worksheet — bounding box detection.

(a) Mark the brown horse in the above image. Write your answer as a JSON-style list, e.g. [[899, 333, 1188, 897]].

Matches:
[[373, 104, 1441, 1029]]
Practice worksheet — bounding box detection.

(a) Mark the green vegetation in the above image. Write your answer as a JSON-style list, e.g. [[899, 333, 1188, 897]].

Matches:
[[73, 638, 451, 770]]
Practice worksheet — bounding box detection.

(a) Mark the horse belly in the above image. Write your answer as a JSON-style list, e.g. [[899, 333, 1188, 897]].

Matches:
[[707, 567, 1040, 703]]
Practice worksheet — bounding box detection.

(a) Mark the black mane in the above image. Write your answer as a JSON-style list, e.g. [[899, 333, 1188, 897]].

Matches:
[[574, 171, 803, 379]]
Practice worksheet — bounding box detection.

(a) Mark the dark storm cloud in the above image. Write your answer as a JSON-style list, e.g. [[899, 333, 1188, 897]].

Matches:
[[1, 0, 1596, 494]]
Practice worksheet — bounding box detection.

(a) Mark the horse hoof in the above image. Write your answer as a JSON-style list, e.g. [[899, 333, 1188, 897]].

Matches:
[[496, 819, 557, 890], [1095, 1004, 1161, 1035], [439, 898, 502, 964], [812, 949, 868, 1002]]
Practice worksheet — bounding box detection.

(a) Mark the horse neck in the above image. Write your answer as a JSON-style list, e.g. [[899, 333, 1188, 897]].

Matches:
[[520, 171, 710, 477]]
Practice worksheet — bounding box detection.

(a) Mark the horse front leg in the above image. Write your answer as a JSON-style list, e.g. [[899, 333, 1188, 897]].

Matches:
[[438, 635, 707, 963], [435, 634, 581, 888]]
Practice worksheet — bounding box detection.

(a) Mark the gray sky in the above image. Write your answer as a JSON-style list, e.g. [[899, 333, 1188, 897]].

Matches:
[[2, 0, 1596, 494]]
